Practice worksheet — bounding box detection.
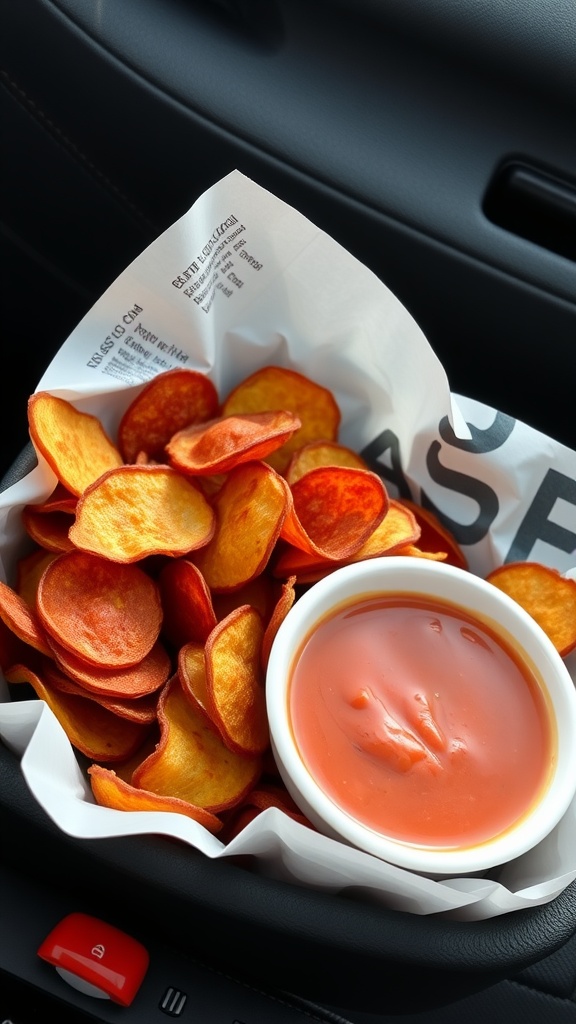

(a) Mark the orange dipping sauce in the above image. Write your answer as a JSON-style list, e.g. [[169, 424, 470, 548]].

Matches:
[[289, 594, 555, 849]]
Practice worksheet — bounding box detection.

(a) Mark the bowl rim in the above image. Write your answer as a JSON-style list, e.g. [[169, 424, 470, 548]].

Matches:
[[266, 556, 576, 876]]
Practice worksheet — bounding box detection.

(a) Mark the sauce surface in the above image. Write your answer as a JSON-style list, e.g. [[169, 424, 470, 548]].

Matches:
[[289, 593, 554, 848]]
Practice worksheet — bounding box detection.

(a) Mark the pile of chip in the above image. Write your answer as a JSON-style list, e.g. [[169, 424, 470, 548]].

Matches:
[[1, 365, 573, 841]]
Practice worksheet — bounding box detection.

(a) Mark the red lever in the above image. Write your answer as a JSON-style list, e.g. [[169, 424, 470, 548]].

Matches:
[[38, 911, 149, 1006]]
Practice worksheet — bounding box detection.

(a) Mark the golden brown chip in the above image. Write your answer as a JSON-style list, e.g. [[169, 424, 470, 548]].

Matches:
[[400, 499, 468, 569], [486, 561, 576, 656], [28, 392, 123, 496], [117, 367, 220, 463], [205, 606, 269, 756], [166, 410, 301, 476], [281, 466, 389, 560], [69, 465, 215, 562], [158, 560, 217, 649], [193, 461, 290, 592], [221, 365, 341, 472], [285, 440, 369, 485], [261, 576, 296, 671], [9, 661, 150, 761], [88, 765, 223, 833], [36, 550, 163, 668], [132, 676, 262, 812]]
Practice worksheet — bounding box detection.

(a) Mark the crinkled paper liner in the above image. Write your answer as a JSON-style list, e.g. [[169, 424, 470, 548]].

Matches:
[[2, 170, 576, 920]]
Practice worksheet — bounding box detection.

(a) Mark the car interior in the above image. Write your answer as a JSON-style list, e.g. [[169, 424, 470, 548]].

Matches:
[[2, 1, 576, 1021]]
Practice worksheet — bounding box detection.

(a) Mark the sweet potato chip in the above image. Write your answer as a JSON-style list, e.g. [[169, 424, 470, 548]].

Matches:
[[43, 662, 159, 723], [28, 392, 123, 496], [177, 642, 212, 722], [205, 606, 269, 756], [36, 550, 163, 667], [285, 440, 369, 485], [281, 466, 389, 560], [211, 574, 276, 623], [261, 576, 296, 671], [400, 499, 468, 569], [222, 365, 341, 472], [0, 620, 36, 674], [88, 765, 223, 833], [9, 662, 149, 761], [158, 559, 217, 649], [0, 579, 52, 655], [486, 561, 576, 656], [21, 507, 76, 553], [117, 367, 220, 463], [166, 410, 301, 476], [193, 461, 290, 591], [48, 636, 170, 698], [17, 548, 59, 607], [69, 465, 215, 562], [133, 676, 262, 811]]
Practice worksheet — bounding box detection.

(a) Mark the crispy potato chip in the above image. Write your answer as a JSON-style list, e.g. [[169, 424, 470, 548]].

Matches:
[[133, 676, 262, 811], [222, 365, 341, 472], [211, 574, 276, 623], [88, 765, 223, 833], [285, 440, 369, 485], [21, 507, 76, 553], [36, 550, 163, 668], [193, 461, 290, 591], [9, 661, 150, 761], [118, 368, 220, 463], [158, 559, 217, 649], [281, 466, 389, 560], [43, 663, 159, 724], [17, 548, 59, 607], [28, 392, 123, 496], [395, 544, 447, 560], [0, 579, 52, 655], [69, 465, 215, 562], [261, 576, 296, 671], [400, 499, 468, 569], [166, 410, 301, 476], [177, 642, 213, 722], [29, 483, 77, 514], [486, 561, 576, 656], [47, 636, 170, 698], [205, 606, 269, 756]]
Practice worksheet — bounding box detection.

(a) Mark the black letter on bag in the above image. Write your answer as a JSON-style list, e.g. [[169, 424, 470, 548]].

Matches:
[[505, 469, 576, 563], [420, 412, 516, 545], [360, 429, 412, 499]]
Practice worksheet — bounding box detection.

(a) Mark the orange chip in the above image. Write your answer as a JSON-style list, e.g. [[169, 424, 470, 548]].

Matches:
[[48, 636, 171, 698], [28, 392, 123, 496], [10, 661, 150, 761], [178, 642, 213, 722], [486, 561, 576, 657], [211, 574, 276, 624], [261, 576, 296, 671], [132, 676, 262, 812], [0, 579, 52, 655], [118, 368, 220, 463], [69, 465, 215, 562], [88, 765, 223, 833], [395, 544, 447, 561], [205, 606, 269, 757], [0, 619, 38, 674], [400, 499, 468, 569], [17, 548, 59, 607], [158, 559, 217, 649], [193, 461, 290, 592], [285, 441, 369, 485], [28, 483, 78, 514], [166, 410, 301, 476], [21, 507, 76, 553], [36, 550, 163, 668], [281, 466, 389, 561], [43, 662, 159, 724], [222, 365, 341, 472]]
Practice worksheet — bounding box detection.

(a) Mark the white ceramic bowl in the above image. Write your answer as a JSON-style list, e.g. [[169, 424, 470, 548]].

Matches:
[[266, 557, 576, 877]]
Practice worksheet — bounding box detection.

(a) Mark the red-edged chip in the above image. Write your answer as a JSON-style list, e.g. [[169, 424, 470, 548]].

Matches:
[[36, 550, 163, 668], [158, 560, 217, 650], [117, 367, 220, 463], [166, 410, 301, 476], [0, 579, 52, 655]]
